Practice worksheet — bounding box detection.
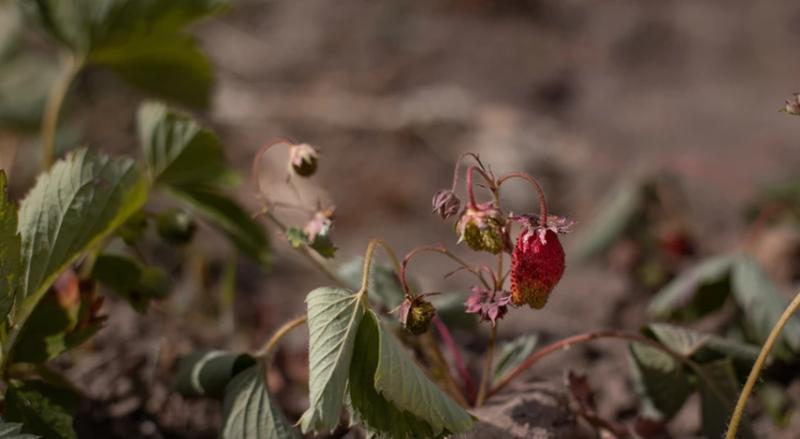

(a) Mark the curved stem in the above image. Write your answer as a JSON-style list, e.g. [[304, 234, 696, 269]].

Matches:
[[497, 172, 549, 227], [259, 209, 346, 287], [488, 330, 700, 399], [726, 290, 800, 439], [401, 245, 491, 294], [254, 315, 308, 358], [41, 54, 82, 170], [250, 138, 295, 195], [465, 165, 496, 208], [449, 152, 482, 192], [359, 239, 403, 295], [475, 325, 498, 406]]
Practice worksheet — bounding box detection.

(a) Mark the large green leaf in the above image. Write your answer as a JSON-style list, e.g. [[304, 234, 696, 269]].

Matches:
[[731, 256, 800, 353], [493, 334, 538, 385], [697, 358, 753, 439], [299, 288, 365, 433], [5, 379, 78, 439], [373, 311, 475, 435], [628, 343, 691, 419], [91, 253, 170, 313], [173, 350, 255, 399], [169, 186, 270, 267], [221, 365, 300, 439], [137, 102, 235, 187], [0, 171, 20, 320], [26, 0, 226, 108], [0, 420, 39, 439], [647, 254, 736, 320], [349, 311, 437, 438], [16, 149, 148, 314]]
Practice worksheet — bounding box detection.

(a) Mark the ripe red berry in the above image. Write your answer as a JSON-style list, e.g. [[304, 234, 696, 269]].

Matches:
[[511, 229, 566, 309]]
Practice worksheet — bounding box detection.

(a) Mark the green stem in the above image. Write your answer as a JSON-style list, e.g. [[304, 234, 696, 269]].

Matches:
[[726, 290, 800, 439], [358, 238, 402, 295], [475, 324, 497, 406], [40, 54, 82, 171], [254, 315, 308, 358]]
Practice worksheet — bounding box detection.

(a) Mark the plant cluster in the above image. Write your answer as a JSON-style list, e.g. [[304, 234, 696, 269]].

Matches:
[[1, 0, 800, 437]]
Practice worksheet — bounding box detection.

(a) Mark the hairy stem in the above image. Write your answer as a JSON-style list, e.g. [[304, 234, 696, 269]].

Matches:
[[489, 330, 701, 399], [465, 165, 496, 208], [449, 152, 482, 192], [255, 315, 308, 358], [358, 238, 402, 295], [726, 290, 800, 439], [497, 172, 549, 227], [41, 54, 82, 171], [475, 325, 498, 406]]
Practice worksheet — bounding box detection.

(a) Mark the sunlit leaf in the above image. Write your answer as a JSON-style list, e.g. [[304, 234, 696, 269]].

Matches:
[[221, 365, 300, 439], [174, 350, 255, 399], [299, 287, 364, 433], [16, 149, 148, 317], [5, 379, 78, 439], [137, 102, 236, 187]]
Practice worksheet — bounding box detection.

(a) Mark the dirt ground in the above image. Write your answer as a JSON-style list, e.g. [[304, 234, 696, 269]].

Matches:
[[53, 0, 800, 437]]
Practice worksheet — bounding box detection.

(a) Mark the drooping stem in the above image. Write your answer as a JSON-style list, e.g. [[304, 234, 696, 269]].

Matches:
[[475, 324, 498, 406], [434, 317, 476, 403], [255, 315, 308, 358], [259, 209, 346, 287], [400, 245, 491, 294], [41, 54, 82, 170], [465, 165, 496, 208], [250, 138, 295, 194], [359, 238, 403, 295], [449, 152, 482, 192], [497, 172, 549, 227], [726, 290, 800, 439], [488, 330, 700, 399]]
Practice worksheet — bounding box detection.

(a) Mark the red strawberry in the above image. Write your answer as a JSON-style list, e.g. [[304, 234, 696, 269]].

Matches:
[[511, 229, 566, 309]]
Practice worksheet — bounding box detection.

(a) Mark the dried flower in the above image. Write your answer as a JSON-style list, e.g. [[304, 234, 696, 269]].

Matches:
[[432, 189, 461, 220], [288, 143, 319, 177], [510, 214, 573, 309], [456, 202, 508, 254], [304, 207, 335, 242], [464, 286, 510, 326]]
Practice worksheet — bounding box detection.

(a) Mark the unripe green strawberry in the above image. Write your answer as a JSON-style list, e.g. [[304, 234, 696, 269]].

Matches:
[[511, 229, 566, 309], [398, 296, 436, 335], [456, 202, 507, 254], [156, 208, 196, 245]]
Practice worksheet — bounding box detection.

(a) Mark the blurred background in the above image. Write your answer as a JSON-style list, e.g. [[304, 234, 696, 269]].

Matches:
[[3, 0, 800, 437]]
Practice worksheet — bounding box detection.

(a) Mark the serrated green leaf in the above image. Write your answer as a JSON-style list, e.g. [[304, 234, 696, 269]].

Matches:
[[221, 365, 300, 439], [91, 254, 170, 313], [373, 311, 475, 435], [572, 179, 645, 261], [629, 343, 691, 419], [644, 323, 759, 365], [26, 0, 227, 108], [137, 102, 236, 187], [169, 186, 269, 267], [648, 255, 735, 320], [493, 334, 538, 385], [0, 420, 39, 439], [5, 379, 78, 439], [299, 287, 365, 433], [0, 171, 20, 320], [173, 350, 256, 399], [697, 358, 753, 439], [349, 311, 437, 438], [16, 149, 148, 317], [338, 257, 405, 310], [731, 256, 800, 354]]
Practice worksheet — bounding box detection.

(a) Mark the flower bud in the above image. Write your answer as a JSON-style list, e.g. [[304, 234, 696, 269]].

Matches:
[[398, 296, 436, 335], [432, 189, 461, 220], [782, 93, 800, 116], [288, 143, 319, 177], [456, 202, 507, 254]]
